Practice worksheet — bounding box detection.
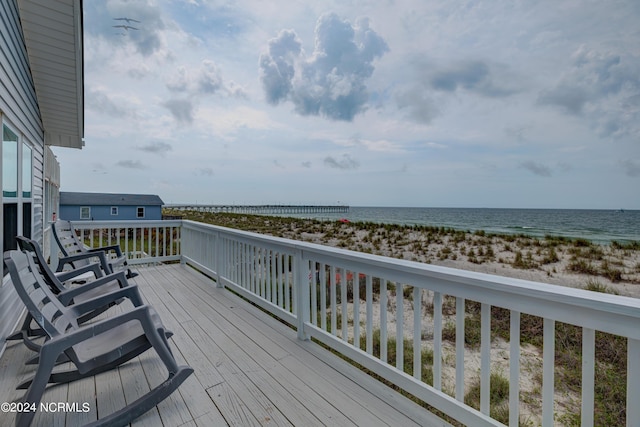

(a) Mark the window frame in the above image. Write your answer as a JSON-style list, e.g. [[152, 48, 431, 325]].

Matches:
[[111, 206, 118, 216], [2, 120, 34, 278], [22, 143, 32, 198], [80, 206, 91, 220], [136, 206, 145, 218]]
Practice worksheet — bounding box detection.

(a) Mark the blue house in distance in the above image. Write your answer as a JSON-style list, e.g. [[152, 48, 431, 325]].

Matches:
[[59, 192, 164, 221]]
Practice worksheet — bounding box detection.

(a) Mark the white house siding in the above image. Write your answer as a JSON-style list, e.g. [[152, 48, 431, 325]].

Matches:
[[1, 0, 46, 355]]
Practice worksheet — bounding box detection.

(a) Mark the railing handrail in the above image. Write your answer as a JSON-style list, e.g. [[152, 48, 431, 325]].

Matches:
[[71, 219, 183, 228]]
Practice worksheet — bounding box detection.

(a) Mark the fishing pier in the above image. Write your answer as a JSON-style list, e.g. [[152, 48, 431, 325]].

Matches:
[[164, 204, 349, 215]]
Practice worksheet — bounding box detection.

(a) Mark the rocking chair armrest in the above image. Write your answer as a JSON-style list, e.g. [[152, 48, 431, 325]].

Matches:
[[56, 251, 113, 274], [55, 262, 103, 283], [83, 270, 129, 289], [45, 305, 156, 352], [69, 285, 145, 317], [57, 271, 130, 305], [87, 244, 123, 257]]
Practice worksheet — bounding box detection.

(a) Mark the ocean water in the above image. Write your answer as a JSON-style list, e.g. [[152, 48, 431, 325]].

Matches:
[[272, 207, 640, 244]]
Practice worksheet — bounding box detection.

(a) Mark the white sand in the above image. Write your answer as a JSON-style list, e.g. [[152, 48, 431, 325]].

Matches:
[[294, 224, 640, 297]]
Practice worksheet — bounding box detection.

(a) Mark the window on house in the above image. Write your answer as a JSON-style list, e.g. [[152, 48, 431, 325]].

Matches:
[[22, 144, 32, 197], [2, 123, 33, 273], [137, 207, 145, 218], [80, 206, 91, 219], [111, 206, 118, 215], [23, 203, 32, 236], [3, 203, 18, 251], [3, 126, 18, 198]]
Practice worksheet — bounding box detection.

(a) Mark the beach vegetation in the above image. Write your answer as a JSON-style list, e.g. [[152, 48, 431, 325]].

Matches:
[[485, 246, 495, 259], [403, 285, 414, 301], [612, 240, 640, 251], [358, 329, 434, 385], [544, 234, 570, 245], [573, 238, 592, 247], [438, 247, 452, 260], [584, 279, 618, 295], [599, 260, 623, 282], [541, 246, 559, 264], [566, 258, 598, 275], [512, 250, 537, 269], [464, 372, 510, 424]]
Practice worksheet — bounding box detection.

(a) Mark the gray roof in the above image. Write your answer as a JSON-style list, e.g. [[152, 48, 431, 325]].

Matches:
[[60, 192, 164, 206]]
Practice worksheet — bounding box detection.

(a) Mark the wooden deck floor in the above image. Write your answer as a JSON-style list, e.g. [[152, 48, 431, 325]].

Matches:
[[0, 264, 450, 426]]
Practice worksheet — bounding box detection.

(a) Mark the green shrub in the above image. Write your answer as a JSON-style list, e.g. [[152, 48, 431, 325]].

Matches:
[[567, 258, 599, 275], [584, 279, 619, 295], [464, 372, 510, 424]]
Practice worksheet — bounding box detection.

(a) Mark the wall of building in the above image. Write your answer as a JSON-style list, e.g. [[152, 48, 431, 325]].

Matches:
[[0, 0, 47, 355], [60, 205, 163, 221]]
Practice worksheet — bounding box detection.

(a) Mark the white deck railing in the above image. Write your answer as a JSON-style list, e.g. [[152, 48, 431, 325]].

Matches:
[[64, 219, 640, 427], [57, 220, 182, 266]]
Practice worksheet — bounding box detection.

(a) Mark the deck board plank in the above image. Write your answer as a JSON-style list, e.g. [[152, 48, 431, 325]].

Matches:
[[33, 367, 68, 427], [206, 381, 261, 426], [65, 372, 98, 426], [0, 339, 34, 427], [95, 368, 127, 423], [122, 357, 163, 427]]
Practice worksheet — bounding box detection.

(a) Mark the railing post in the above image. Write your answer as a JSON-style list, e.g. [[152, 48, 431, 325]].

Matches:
[[215, 231, 223, 288], [49, 223, 59, 271], [295, 248, 309, 341], [179, 223, 186, 265]]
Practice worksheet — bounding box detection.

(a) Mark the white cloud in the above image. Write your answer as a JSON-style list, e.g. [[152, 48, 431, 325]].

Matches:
[[259, 13, 388, 121]]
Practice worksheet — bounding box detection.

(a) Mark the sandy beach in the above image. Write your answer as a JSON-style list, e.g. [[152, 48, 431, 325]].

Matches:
[[168, 210, 640, 298]]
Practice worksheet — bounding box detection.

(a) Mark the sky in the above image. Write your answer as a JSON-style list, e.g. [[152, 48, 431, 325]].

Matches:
[[52, 0, 640, 209]]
